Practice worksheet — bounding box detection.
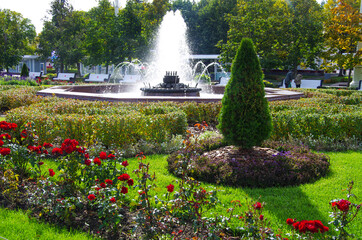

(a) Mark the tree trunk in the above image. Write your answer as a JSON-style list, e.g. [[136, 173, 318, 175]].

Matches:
[[60, 63, 64, 73], [77, 62, 81, 77], [338, 68, 344, 77], [348, 69, 352, 85]]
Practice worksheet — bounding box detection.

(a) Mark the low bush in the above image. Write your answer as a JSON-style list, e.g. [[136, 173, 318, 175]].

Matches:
[[167, 128, 330, 188], [7, 99, 188, 150]]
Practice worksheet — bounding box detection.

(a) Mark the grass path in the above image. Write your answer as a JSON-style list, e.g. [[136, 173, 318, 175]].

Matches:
[[0, 151, 360, 239]]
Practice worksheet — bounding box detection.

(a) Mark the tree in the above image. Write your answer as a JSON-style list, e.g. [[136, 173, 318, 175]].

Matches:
[[37, 0, 76, 73], [21, 63, 29, 77], [84, 0, 124, 73], [0, 9, 36, 72], [217, 38, 272, 149], [322, 0, 362, 79], [219, 0, 324, 73]]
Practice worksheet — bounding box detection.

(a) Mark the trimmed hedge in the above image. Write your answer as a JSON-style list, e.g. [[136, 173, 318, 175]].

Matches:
[[7, 99, 188, 148]]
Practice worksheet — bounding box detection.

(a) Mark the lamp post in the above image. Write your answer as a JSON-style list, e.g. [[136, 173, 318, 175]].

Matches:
[[351, 0, 362, 88]]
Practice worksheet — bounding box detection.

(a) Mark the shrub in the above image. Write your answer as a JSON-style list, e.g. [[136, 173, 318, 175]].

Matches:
[[20, 63, 29, 77], [217, 38, 272, 148], [167, 138, 330, 188]]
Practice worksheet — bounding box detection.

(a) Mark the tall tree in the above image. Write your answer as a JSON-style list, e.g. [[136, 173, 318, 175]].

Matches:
[[0, 9, 36, 72], [219, 0, 324, 73], [37, 0, 75, 73], [322, 0, 362, 79], [84, 0, 124, 73]]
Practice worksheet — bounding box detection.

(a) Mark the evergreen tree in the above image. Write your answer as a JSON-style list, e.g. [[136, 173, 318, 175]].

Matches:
[[217, 38, 272, 149], [20, 63, 29, 77]]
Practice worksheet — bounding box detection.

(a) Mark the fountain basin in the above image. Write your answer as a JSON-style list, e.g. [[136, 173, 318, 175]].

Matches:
[[36, 84, 304, 103]]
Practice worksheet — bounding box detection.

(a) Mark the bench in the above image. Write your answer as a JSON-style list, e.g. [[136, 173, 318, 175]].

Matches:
[[29, 72, 42, 80], [53, 73, 76, 83], [358, 80, 362, 91], [122, 74, 141, 82], [84, 74, 110, 83], [279, 79, 323, 88]]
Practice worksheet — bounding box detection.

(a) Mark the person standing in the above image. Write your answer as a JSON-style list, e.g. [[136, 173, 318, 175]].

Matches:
[[284, 70, 293, 88], [294, 73, 303, 88]]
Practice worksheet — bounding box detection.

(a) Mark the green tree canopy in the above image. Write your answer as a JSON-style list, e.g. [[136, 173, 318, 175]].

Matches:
[[0, 9, 36, 71], [219, 0, 324, 73]]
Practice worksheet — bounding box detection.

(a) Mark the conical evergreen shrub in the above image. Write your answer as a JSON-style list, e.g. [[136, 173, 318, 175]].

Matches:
[[217, 38, 272, 149], [21, 63, 29, 77]]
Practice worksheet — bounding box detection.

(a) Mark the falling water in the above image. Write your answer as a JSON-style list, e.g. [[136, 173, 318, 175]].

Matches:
[[144, 10, 193, 86]]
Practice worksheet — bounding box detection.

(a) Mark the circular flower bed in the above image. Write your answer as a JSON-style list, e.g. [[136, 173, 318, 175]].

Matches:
[[167, 139, 330, 188]]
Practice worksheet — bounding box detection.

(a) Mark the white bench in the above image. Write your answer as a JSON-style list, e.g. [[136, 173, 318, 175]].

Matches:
[[84, 74, 110, 83], [53, 73, 76, 83], [300, 80, 323, 88], [29, 72, 42, 80], [122, 74, 141, 82], [279, 79, 323, 88]]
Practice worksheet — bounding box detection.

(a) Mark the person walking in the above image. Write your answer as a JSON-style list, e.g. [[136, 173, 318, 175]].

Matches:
[[294, 73, 302, 88]]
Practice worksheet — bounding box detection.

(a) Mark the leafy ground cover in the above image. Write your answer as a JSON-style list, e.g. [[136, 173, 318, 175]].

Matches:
[[1, 151, 360, 239]]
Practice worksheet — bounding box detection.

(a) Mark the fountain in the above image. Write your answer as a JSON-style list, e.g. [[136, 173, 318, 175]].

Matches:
[[36, 10, 304, 102]]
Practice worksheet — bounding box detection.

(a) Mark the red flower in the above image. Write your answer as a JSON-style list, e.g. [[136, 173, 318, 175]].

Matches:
[[84, 159, 91, 166], [43, 142, 53, 148], [291, 220, 329, 234], [52, 147, 63, 155], [121, 186, 128, 194], [127, 179, 134, 186], [336, 199, 351, 212], [0, 133, 11, 140], [259, 215, 264, 221], [0, 140, 3, 147], [253, 202, 262, 210], [20, 130, 27, 138], [118, 173, 130, 181], [166, 184, 174, 193], [110, 197, 116, 203], [61, 139, 79, 154], [88, 194, 96, 201], [100, 182, 106, 188], [49, 169, 55, 177], [286, 218, 295, 225], [38, 162, 44, 165], [122, 161, 129, 167], [0, 121, 17, 130], [93, 157, 101, 166], [108, 153, 115, 159], [0, 148, 11, 156], [99, 151, 107, 159], [43, 150, 49, 154], [105, 179, 113, 185]]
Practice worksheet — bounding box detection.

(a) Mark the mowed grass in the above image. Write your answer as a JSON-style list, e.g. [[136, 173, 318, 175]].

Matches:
[[0, 152, 361, 239], [0, 208, 98, 240]]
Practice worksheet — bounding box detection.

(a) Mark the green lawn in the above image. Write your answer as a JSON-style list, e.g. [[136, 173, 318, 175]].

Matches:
[[0, 151, 361, 239]]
